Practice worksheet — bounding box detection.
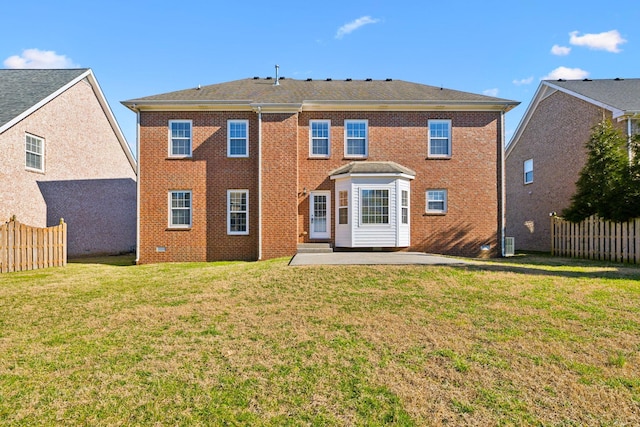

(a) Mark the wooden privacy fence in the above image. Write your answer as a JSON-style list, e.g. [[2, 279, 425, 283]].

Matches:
[[551, 215, 640, 263], [0, 219, 67, 273]]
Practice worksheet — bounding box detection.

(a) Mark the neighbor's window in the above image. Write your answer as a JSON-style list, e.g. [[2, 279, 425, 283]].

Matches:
[[228, 190, 249, 235], [228, 120, 249, 157], [169, 191, 192, 228], [25, 134, 44, 171], [428, 119, 451, 158], [401, 190, 409, 224], [310, 120, 330, 157], [426, 190, 447, 214], [169, 120, 192, 157], [345, 120, 368, 157], [361, 189, 389, 224], [338, 190, 349, 224], [524, 159, 533, 184]]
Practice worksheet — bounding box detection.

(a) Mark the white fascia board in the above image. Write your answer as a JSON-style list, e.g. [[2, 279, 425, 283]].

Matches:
[[330, 172, 415, 181], [0, 69, 91, 135]]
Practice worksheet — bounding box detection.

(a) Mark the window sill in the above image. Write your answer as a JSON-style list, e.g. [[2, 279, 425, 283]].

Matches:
[[166, 156, 192, 160], [308, 156, 331, 160], [166, 227, 192, 231], [423, 212, 447, 216], [25, 168, 45, 174], [425, 156, 451, 160]]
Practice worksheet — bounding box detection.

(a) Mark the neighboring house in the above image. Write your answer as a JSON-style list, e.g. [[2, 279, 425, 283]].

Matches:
[[0, 68, 137, 257], [123, 75, 518, 263], [506, 78, 640, 252]]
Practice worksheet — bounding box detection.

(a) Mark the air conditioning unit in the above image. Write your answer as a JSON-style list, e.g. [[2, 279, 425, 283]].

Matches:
[[504, 237, 515, 257]]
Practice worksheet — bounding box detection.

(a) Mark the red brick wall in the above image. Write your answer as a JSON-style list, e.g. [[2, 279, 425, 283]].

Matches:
[[139, 109, 504, 262], [138, 111, 259, 263], [298, 111, 503, 257]]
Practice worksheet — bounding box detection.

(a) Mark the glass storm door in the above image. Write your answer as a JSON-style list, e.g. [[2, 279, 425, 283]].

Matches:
[[310, 191, 330, 239]]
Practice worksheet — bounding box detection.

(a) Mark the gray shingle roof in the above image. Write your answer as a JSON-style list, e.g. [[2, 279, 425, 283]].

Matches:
[[124, 77, 518, 109], [547, 78, 640, 112], [0, 69, 89, 128], [330, 161, 416, 177]]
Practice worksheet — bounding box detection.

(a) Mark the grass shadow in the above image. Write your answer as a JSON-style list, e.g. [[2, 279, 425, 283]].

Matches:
[[68, 253, 136, 267]]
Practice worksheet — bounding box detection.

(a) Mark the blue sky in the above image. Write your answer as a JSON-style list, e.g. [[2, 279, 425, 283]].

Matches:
[[2, 1, 637, 154]]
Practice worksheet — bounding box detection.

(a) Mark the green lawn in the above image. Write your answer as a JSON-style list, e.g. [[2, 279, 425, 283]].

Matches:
[[1, 254, 639, 425]]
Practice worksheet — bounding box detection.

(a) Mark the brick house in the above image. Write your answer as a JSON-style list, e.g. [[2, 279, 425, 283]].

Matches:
[[506, 78, 640, 252], [123, 75, 518, 263], [0, 68, 137, 256]]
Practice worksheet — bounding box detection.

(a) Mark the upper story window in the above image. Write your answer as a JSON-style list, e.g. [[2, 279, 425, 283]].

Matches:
[[310, 120, 330, 157], [228, 190, 249, 235], [428, 119, 451, 158], [169, 120, 192, 157], [426, 189, 447, 214], [228, 120, 249, 157], [361, 189, 389, 224], [345, 120, 368, 158], [524, 159, 533, 184], [169, 190, 192, 228], [25, 134, 44, 172]]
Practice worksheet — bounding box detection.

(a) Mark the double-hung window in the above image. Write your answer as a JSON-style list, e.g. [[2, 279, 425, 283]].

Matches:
[[25, 134, 44, 171], [361, 189, 389, 224], [338, 190, 349, 225], [426, 190, 447, 214], [169, 120, 192, 157], [228, 190, 249, 235], [310, 120, 330, 157], [401, 190, 409, 224], [169, 191, 192, 228], [345, 120, 368, 158], [524, 159, 533, 184], [228, 120, 248, 157], [428, 119, 451, 158]]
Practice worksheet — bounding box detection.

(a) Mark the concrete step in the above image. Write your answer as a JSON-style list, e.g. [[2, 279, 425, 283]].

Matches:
[[297, 243, 333, 253]]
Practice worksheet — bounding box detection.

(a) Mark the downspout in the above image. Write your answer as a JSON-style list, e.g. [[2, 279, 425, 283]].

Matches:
[[257, 106, 263, 260], [629, 118, 633, 161], [135, 106, 141, 264], [500, 110, 506, 257]]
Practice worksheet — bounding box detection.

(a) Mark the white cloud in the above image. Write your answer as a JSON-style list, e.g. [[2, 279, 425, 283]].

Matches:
[[335, 16, 380, 39], [483, 88, 499, 97], [513, 76, 534, 86], [542, 66, 589, 80], [569, 30, 627, 53], [551, 44, 571, 56], [3, 49, 79, 69]]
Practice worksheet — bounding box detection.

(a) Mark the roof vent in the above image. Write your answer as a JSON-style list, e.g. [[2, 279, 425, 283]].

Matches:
[[583, 78, 592, 81], [253, 76, 259, 80], [326, 78, 332, 81], [386, 78, 393, 81], [366, 78, 372, 81], [615, 77, 624, 81], [346, 78, 352, 81], [196, 84, 201, 90], [266, 76, 273, 80], [274, 64, 280, 86], [557, 79, 566, 82], [280, 76, 286, 80], [306, 78, 313, 81]]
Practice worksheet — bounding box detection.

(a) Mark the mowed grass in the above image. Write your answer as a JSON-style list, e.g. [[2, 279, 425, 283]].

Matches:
[[1, 254, 640, 425]]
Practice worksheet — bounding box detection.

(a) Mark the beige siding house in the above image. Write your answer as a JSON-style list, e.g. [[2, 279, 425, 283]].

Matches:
[[0, 69, 137, 256], [505, 78, 640, 252]]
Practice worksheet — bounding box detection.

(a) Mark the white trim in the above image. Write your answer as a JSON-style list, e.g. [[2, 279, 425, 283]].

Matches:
[[227, 119, 249, 158], [427, 119, 452, 158], [168, 190, 192, 229], [25, 133, 45, 173], [227, 189, 249, 235], [344, 119, 368, 158], [135, 110, 141, 263], [359, 188, 390, 226], [168, 119, 192, 158], [309, 119, 331, 158], [426, 189, 448, 214]]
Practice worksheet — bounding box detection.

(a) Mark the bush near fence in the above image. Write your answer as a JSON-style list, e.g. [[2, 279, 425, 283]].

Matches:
[[0, 219, 67, 273], [551, 215, 640, 263]]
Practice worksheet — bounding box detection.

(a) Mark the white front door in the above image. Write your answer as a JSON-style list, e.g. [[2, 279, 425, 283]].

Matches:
[[310, 191, 331, 239]]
